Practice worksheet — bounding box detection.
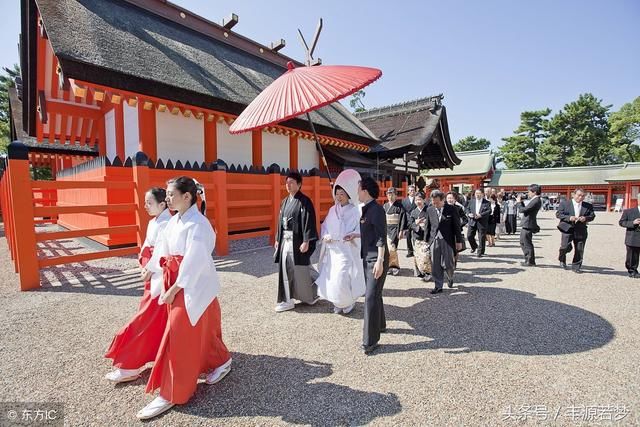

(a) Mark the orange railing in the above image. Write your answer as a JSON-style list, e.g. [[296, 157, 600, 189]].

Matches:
[[1, 142, 406, 291]]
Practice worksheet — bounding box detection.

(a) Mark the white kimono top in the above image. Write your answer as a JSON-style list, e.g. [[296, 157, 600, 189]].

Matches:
[[147, 203, 220, 326], [144, 208, 171, 299]]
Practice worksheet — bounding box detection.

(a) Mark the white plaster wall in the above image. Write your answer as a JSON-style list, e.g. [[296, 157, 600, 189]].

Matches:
[[105, 109, 116, 160], [262, 132, 289, 169], [298, 137, 319, 170], [123, 103, 140, 158], [216, 122, 252, 167], [156, 111, 204, 163]]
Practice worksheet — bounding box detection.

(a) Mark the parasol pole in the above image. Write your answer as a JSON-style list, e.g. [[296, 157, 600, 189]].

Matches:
[[305, 112, 333, 187]]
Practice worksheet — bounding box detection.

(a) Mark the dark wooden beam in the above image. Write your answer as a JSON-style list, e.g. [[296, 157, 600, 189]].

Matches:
[[270, 39, 286, 52], [222, 13, 238, 30]]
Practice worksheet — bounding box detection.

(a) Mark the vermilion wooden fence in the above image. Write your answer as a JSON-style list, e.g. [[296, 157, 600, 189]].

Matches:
[[0, 142, 403, 291]]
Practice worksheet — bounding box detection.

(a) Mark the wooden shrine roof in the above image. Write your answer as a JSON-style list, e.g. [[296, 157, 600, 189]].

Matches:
[[355, 96, 461, 169], [31, 0, 378, 145]]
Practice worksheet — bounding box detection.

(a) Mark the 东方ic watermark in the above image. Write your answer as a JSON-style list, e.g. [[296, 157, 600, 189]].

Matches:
[[0, 402, 63, 426]]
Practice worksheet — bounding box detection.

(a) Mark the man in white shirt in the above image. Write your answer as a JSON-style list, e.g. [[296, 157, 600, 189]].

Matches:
[[556, 188, 596, 272]]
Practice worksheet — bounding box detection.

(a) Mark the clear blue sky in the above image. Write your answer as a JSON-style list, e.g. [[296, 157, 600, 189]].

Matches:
[[1, 0, 638, 148]]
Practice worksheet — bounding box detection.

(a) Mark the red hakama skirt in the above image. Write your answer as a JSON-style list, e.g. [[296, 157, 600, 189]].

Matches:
[[145, 255, 231, 404], [105, 246, 168, 369]]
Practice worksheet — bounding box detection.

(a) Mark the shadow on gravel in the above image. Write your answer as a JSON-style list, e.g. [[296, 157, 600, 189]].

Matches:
[[371, 286, 615, 357], [171, 353, 402, 425]]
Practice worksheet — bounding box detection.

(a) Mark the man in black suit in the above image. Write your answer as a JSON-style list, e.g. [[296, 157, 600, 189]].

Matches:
[[424, 190, 464, 293], [556, 188, 596, 273], [619, 194, 640, 278], [402, 185, 417, 257], [465, 189, 491, 257], [517, 184, 542, 266]]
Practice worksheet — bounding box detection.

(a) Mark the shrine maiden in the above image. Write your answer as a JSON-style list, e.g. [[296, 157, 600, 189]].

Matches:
[[137, 177, 232, 420], [104, 187, 171, 383]]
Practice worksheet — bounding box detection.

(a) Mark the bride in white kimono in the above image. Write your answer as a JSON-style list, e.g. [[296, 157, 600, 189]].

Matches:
[[316, 169, 366, 314]]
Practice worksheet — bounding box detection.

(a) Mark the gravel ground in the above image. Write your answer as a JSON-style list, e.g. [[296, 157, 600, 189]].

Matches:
[[0, 211, 638, 426]]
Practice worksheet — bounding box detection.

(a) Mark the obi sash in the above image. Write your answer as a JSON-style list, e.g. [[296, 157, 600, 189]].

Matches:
[[160, 255, 184, 293]]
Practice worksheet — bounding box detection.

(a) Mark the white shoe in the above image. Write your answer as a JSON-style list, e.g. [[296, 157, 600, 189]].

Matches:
[[275, 301, 295, 312], [333, 306, 342, 314], [342, 303, 355, 315], [205, 358, 232, 384], [422, 274, 432, 282], [136, 396, 174, 420], [391, 268, 400, 276], [104, 368, 143, 383]]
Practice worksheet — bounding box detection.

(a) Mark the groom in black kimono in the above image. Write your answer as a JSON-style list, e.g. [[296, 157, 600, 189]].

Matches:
[[274, 172, 319, 312]]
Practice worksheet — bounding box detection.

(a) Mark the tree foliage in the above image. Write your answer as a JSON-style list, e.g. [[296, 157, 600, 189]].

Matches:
[[349, 90, 366, 113], [609, 96, 640, 162], [453, 135, 491, 152], [499, 109, 551, 169], [0, 64, 20, 153], [497, 94, 632, 169]]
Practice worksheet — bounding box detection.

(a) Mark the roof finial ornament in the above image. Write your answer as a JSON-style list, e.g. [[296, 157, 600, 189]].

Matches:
[[297, 18, 323, 66]]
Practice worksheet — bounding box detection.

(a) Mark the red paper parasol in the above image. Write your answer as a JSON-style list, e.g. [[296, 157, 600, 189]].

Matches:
[[229, 62, 381, 134], [229, 61, 381, 184]]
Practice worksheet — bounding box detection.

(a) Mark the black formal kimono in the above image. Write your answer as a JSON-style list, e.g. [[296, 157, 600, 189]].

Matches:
[[619, 207, 640, 275], [360, 199, 389, 348], [383, 200, 407, 269], [274, 191, 318, 304]]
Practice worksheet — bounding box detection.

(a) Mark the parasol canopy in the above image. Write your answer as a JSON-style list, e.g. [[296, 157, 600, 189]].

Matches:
[[229, 62, 382, 134]]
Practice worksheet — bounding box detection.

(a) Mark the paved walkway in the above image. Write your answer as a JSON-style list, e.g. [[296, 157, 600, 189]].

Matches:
[[0, 211, 638, 425]]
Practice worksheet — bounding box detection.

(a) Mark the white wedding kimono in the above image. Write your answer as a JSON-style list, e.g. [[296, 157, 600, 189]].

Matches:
[[316, 201, 366, 308], [147, 203, 220, 326]]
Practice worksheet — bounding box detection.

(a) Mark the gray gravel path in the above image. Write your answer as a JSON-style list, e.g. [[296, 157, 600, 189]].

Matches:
[[0, 211, 638, 426]]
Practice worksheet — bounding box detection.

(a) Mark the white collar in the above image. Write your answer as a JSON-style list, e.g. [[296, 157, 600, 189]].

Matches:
[[178, 203, 199, 222], [156, 208, 171, 222]]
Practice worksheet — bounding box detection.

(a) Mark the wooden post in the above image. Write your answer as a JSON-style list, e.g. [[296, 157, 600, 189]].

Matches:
[[114, 103, 125, 160], [204, 119, 217, 164], [252, 130, 263, 168], [212, 161, 229, 256], [289, 135, 298, 170], [269, 164, 282, 246], [138, 104, 157, 162], [310, 170, 321, 235], [132, 152, 151, 248], [402, 179, 408, 199], [606, 186, 612, 211], [7, 143, 40, 290]]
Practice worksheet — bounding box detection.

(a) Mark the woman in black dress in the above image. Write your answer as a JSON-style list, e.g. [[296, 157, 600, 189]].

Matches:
[[487, 194, 500, 246]]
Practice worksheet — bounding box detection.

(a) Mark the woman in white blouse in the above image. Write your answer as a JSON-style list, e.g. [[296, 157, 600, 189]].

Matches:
[[105, 187, 171, 383], [138, 177, 232, 420]]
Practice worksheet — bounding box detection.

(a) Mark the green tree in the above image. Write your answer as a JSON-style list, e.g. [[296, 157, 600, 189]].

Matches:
[[0, 64, 20, 153], [349, 90, 366, 113], [499, 108, 551, 169], [543, 93, 612, 167], [609, 96, 640, 162], [453, 136, 491, 152]]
